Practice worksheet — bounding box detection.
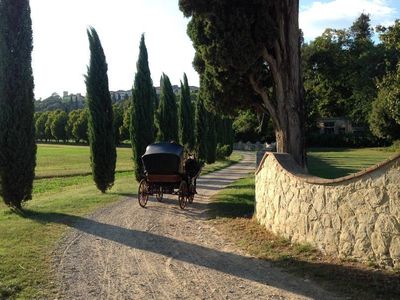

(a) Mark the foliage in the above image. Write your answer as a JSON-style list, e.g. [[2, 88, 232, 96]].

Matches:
[[155, 73, 178, 142], [34, 92, 85, 113], [72, 109, 88, 143], [194, 94, 208, 161], [113, 104, 124, 145], [66, 109, 81, 140], [180, 0, 306, 167], [369, 87, 400, 141], [35, 112, 49, 141], [130, 34, 155, 181], [119, 107, 131, 142], [216, 144, 231, 160], [307, 132, 382, 148], [178, 73, 195, 150], [302, 14, 386, 128], [205, 110, 217, 164], [232, 110, 273, 143], [50, 110, 68, 142], [0, 0, 36, 208], [85, 27, 116, 193]]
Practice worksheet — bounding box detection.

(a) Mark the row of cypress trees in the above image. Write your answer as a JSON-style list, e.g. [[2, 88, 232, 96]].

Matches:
[[0, 0, 233, 207], [129, 34, 234, 180]]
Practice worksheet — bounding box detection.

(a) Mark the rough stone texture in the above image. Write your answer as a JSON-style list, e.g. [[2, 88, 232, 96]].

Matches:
[[255, 152, 400, 268]]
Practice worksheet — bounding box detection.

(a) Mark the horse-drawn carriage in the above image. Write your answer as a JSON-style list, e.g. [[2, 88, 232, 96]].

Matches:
[[138, 142, 201, 209]]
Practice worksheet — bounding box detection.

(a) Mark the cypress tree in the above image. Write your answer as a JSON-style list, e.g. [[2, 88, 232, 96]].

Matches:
[[130, 34, 155, 181], [205, 110, 217, 164], [156, 73, 178, 142], [178, 73, 194, 150], [85, 27, 116, 193], [0, 0, 36, 208], [194, 95, 208, 161]]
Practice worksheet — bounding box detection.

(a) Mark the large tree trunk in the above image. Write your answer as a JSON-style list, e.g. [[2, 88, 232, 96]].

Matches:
[[251, 0, 306, 168]]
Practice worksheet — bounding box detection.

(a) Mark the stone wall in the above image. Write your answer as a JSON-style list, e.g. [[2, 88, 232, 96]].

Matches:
[[255, 152, 400, 267]]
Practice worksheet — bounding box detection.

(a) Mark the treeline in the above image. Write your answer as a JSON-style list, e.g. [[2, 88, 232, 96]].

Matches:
[[303, 14, 400, 145], [34, 92, 234, 161]]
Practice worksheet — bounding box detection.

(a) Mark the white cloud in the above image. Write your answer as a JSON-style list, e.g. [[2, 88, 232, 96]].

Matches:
[[300, 0, 397, 40]]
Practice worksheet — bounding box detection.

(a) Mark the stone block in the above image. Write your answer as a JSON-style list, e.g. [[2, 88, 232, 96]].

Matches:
[[313, 194, 325, 213], [323, 228, 339, 254], [321, 214, 332, 228], [389, 236, 400, 268], [375, 214, 400, 234], [371, 231, 389, 257], [365, 187, 389, 209]]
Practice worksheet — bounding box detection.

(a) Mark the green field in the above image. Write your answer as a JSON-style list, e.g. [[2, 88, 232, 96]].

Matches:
[[36, 144, 133, 178], [307, 147, 397, 179]]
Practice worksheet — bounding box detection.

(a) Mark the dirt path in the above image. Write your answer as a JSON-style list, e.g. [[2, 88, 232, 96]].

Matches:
[[55, 152, 339, 299]]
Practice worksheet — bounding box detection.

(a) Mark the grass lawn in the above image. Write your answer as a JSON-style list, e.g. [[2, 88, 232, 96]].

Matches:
[[209, 176, 400, 299], [201, 152, 242, 175], [0, 148, 242, 299], [36, 144, 133, 178], [307, 147, 397, 179], [0, 171, 137, 299]]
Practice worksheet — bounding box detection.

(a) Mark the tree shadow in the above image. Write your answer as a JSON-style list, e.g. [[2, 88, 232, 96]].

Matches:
[[22, 209, 335, 299], [307, 155, 355, 179]]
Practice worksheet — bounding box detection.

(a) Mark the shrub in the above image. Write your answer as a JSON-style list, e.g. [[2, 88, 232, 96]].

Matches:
[[216, 144, 231, 159]]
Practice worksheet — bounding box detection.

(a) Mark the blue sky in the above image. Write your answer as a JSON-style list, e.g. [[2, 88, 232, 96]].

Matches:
[[300, 0, 399, 40], [30, 0, 400, 99]]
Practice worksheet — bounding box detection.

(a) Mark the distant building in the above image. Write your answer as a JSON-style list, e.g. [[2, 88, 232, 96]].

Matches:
[[110, 90, 132, 103], [62, 91, 85, 110], [154, 85, 199, 95], [317, 117, 365, 135]]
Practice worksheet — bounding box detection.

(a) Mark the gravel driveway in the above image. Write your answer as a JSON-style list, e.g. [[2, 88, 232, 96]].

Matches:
[[55, 152, 339, 299]]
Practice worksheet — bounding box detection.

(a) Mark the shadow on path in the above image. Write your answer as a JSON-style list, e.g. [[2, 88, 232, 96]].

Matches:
[[23, 209, 335, 299]]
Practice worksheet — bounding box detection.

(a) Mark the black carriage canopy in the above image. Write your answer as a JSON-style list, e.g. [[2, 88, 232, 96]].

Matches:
[[142, 142, 184, 175]]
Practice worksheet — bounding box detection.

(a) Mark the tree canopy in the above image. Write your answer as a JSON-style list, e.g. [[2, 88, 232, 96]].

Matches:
[[180, 0, 306, 167]]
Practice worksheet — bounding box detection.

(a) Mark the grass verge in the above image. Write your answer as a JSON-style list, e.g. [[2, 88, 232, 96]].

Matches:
[[201, 152, 242, 175], [209, 176, 400, 299], [0, 172, 137, 299]]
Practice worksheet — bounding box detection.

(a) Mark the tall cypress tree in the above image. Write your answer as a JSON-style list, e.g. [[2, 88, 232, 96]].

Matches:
[[205, 110, 217, 164], [130, 34, 155, 181], [85, 27, 116, 193], [178, 73, 194, 150], [194, 94, 207, 161], [0, 0, 36, 208], [156, 73, 178, 142]]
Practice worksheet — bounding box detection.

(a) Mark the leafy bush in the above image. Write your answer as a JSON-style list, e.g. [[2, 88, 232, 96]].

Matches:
[[216, 144, 232, 159], [387, 140, 400, 152]]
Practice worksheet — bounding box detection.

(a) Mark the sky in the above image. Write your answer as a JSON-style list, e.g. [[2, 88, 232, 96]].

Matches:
[[30, 0, 400, 99]]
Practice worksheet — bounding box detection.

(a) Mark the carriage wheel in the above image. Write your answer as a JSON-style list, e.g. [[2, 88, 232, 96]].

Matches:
[[156, 186, 163, 202], [138, 179, 149, 208], [178, 181, 188, 209], [188, 184, 195, 204]]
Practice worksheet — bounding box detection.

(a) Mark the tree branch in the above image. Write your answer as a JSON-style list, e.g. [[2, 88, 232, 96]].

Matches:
[[249, 74, 280, 128]]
